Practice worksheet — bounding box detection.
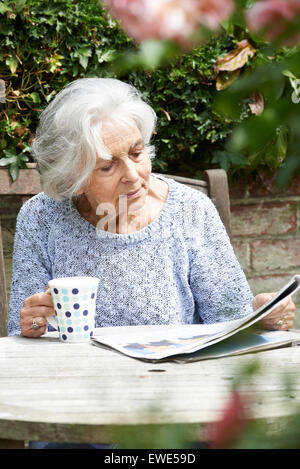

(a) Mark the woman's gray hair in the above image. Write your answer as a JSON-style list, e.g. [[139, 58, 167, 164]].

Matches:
[[31, 78, 157, 201]]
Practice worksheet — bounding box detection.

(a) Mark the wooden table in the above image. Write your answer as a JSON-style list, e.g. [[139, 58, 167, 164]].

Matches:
[[1, 326, 300, 448]]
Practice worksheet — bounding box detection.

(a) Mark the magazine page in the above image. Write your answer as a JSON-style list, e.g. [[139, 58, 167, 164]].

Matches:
[[91, 275, 300, 361], [91, 320, 244, 360], [190, 274, 300, 354], [172, 329, 300, 363], [167, 274, 300, 356]]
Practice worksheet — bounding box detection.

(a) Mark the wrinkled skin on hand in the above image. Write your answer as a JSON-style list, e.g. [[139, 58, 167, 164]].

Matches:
[[20, 289, 54, 338], [253, 293, 296, 331]]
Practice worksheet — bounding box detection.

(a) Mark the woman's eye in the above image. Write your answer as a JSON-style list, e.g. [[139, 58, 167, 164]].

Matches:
[[101, 165, 113, 172], [131, 151, 142, 159]]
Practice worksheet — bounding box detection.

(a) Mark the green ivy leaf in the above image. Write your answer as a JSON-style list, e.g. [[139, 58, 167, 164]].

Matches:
[[46, 90, 57, 103], [0, 157, 14, 166], [96, 49, 117, 63], [0, 2, 11, 14], [5, 56, 18, 74], [3, 148, 17, 160], [9, 163, 19, 181], [17, 153, 29, 167], [29, 92, 41, 104], [212, 150, 231, 171], [74, 46, 92, 69], [14, 0, 27, 12]]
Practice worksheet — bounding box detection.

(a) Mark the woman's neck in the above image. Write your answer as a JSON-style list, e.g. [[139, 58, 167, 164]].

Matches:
[[73, 175, 169, 234]]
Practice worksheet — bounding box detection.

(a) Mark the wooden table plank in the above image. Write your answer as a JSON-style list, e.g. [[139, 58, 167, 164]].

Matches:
[[1, 330, 300, 444]]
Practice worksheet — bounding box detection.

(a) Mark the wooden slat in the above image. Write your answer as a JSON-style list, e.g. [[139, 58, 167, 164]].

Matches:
[[204, 169, 231, 238], [0, 164, 41, 196]]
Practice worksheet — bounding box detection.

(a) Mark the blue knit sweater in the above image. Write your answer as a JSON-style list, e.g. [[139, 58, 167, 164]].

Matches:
[[8, 174, 253, 335]]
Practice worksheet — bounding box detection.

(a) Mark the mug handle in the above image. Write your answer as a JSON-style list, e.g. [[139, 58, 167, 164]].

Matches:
[[45, 287, 58, 331]]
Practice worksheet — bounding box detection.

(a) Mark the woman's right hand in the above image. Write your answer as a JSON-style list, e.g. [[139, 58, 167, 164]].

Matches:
[[20, 291, 55, 338]]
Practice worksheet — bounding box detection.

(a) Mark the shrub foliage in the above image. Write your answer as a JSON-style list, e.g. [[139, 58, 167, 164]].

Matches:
[[0, 0, 294, 181]]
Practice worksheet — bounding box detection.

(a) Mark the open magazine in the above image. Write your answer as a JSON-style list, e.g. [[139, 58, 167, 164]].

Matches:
[[91, 275, 300, 362]]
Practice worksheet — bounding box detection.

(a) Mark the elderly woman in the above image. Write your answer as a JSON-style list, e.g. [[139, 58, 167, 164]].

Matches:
[[8, 77, 295, 339]]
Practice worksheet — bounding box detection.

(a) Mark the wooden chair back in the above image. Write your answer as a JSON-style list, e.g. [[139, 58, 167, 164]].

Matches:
[[0, 166, 231, 337]]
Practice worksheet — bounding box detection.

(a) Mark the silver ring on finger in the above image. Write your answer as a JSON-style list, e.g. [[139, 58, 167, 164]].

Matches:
[[31, 318, 40, 330], [277, 319, 284, 326]]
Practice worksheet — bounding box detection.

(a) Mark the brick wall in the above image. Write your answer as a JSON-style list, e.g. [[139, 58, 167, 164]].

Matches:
[[230, 174, 300, 328]]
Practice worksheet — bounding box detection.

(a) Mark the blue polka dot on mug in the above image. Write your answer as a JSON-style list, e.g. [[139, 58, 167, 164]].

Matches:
[[47, 277, 99, 343]]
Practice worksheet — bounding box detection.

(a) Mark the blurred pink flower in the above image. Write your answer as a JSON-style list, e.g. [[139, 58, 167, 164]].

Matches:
[[102, 0, 234, 46], [198, 0, 235, 30], [246, 0, 300, 45], [204, 390, 248, 449]]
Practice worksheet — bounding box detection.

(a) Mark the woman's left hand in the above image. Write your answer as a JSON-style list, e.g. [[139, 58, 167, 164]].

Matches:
[[253, 293, 296, 331]]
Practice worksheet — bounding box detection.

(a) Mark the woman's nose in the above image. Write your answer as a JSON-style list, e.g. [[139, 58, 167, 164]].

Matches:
[[121, 158, 139, 184]]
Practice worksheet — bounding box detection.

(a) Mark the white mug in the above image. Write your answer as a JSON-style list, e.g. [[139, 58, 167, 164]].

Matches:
[[47, 276, 99, 343]]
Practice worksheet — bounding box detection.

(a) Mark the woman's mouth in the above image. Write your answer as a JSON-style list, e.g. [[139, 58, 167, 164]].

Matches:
[[126, 188, 143, 199]]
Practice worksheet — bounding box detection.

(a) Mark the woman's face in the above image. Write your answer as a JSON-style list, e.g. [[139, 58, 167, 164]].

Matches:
[[82, 120, 152, 219]]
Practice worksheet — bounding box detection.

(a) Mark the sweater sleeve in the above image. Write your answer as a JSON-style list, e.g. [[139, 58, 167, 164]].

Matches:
[[8, 196, 53, 336], [187, 193, 253, 323]]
